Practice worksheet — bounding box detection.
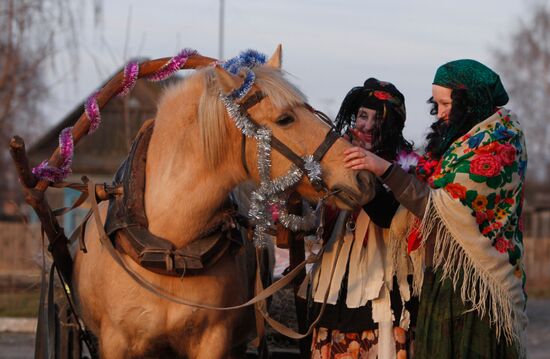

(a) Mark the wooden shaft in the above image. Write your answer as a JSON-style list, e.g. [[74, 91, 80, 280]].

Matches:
[[35, 54, 217, 192], [8, 54, 217, 283], [9, 135, 72, 282], [9, 136, 38, 189]]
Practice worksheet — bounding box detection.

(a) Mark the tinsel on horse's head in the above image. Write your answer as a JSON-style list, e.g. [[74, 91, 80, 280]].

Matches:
[[221, 50, 268, 101], [221, 49, 267, 74]]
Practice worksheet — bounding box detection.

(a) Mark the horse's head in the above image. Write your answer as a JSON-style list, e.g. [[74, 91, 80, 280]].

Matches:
[[200, 46, 376, 210]]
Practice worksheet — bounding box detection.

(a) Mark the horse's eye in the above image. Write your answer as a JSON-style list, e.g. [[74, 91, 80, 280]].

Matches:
[[275, 115, 295, 126]]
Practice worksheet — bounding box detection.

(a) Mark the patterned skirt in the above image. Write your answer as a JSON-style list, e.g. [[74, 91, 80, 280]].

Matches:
[[311, 326, 410, 359]]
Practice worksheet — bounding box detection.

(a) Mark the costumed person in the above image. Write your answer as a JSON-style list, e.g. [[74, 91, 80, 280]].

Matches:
[[303, 78, 419, 359], [344, 60, 528, 358]]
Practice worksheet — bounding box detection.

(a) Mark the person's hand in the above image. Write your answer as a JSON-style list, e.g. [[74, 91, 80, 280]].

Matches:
[[343, 146, 391, 176]]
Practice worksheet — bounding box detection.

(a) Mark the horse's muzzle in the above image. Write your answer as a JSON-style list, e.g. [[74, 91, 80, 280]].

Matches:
[[331, 170, 376, 210]]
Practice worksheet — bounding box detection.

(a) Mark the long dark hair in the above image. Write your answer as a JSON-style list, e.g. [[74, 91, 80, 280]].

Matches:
[[335, 78, 412, 162], [370, 105, 414, 161], [424, 89, 484, 159]]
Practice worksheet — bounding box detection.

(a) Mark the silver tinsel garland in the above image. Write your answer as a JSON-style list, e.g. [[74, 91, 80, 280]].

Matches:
[[303, 155, 322, 185], [221, 93, 324, 247], [276, 196, 320, 232]]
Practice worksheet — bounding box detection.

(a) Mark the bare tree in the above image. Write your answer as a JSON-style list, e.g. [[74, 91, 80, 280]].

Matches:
[[0, 0, 102, 206], [493, 2, 550, 183]]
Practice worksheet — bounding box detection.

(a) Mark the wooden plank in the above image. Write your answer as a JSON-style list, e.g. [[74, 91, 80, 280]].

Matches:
[[523, 237, 550, 291]]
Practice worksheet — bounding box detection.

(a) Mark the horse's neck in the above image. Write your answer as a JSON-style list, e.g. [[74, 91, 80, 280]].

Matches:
[[143, 124, 244, 248]]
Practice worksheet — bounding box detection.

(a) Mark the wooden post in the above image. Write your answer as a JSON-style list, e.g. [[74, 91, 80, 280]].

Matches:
[[276, 192, 310, 358], [9, 136, 73, 283]]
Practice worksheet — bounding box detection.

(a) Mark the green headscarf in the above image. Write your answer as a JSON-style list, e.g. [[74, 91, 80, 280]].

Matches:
[[433, 59, 509, 121]]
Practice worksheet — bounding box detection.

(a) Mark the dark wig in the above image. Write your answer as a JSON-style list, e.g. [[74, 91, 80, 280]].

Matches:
[[424, 89, 488, 159], [335, 78, 413, 162], [370, 106, 414, 161]]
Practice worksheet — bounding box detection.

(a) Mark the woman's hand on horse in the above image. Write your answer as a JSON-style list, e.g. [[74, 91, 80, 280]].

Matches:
[[343, 147, 391, 176]]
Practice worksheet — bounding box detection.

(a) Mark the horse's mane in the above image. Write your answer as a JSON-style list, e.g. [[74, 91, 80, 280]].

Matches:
[[156, 66, 306, 168], [196, 66, 307, 167]]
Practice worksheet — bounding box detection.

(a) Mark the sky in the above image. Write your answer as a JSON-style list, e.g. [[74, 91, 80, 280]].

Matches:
[[44, 0, 531, 146]]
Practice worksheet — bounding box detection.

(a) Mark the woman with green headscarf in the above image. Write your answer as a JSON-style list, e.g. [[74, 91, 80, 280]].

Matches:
[[342, 60, 528, 358]]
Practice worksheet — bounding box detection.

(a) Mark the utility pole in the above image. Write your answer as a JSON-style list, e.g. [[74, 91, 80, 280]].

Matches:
[[218, 0, 224, 60]]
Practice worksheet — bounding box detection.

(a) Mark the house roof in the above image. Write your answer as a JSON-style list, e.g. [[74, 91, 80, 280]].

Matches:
[[28, 68, 178, 176]]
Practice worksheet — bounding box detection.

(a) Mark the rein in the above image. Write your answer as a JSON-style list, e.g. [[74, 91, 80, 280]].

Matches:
[[223, 89, 343, 247], [86, 179, 341, 339], [10, 48, 352, 348]]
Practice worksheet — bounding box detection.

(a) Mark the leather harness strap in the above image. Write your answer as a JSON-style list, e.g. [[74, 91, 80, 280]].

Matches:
[[103, 120, 242, 277], [237, 90, 341, 192], [90, 178, 319, 310], [88, 178, 338, 339], [239, 91, 265, 177]]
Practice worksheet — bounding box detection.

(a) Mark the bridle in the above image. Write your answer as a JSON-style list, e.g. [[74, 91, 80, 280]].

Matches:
[[221, 88, 344, 246], [236, 90, 341, 193]]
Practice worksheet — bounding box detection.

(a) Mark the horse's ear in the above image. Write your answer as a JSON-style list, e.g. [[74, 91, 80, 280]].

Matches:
[[266, 44, 282, 69], [214, 65, 245, 94]]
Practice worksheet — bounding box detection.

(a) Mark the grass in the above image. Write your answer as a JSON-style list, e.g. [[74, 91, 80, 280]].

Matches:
[[0, 288, 41, 317]]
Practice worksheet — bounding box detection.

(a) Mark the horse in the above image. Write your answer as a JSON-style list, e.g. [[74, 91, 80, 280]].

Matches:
[[72, 46, 376, 359]]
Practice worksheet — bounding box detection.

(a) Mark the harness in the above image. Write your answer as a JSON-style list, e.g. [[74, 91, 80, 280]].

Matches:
[[10, 50, 351, 359], [238, 92, 341, 193], [103, 119, 244, 276], [100, 89, 340, 276]]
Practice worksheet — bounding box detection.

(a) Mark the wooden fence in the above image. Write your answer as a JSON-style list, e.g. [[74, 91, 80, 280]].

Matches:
[[0, 222, 42, 283], [524, 236, 550, 291]]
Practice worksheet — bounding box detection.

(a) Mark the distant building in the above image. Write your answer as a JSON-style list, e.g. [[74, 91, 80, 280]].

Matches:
[[27, 74, 173, 234]]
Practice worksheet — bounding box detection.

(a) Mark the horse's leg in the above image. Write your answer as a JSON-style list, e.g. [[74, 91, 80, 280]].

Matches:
[[99, 324, 130, 359], [191, 324, 236, 359]]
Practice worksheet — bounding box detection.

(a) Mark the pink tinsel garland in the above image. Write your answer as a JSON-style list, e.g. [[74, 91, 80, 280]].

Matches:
[[84, 92, 101, 134], [32, 127, 74, 182], [146, 48, 197, 82], [32, 49, 199, 182], [118, 61, 139, 97]]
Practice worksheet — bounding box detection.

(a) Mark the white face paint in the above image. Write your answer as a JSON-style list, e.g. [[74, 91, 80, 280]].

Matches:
[[354, 106, 377, 150]]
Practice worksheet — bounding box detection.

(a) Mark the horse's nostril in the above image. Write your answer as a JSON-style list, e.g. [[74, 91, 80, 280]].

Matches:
[[356, 171, 376, 202]]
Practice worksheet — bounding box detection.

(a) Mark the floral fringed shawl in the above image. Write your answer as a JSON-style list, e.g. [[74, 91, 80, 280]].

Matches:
[[406, 108, 528, 352]]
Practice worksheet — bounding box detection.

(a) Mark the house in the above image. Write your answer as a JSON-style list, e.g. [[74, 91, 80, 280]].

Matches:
[[27, 73, 175, 234], [0, 67, 176, 283]]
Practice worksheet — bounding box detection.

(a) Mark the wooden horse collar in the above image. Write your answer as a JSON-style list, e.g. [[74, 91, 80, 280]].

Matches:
[[103, 120, 244, 277]]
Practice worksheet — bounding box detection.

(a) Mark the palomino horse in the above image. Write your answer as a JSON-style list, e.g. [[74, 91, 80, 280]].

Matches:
[[73, 47, 376, 358]]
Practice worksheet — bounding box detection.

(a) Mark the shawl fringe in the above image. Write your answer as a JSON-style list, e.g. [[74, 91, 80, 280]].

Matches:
[[417, 193, 526, 356], [388, 207, 425, 297]]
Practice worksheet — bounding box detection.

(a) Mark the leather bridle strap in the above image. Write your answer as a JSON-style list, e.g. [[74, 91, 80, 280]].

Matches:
[[241, 91, 266, 110], [237, 91, 341, 192], [312, 128, 340, 163], [241, 135, 250, 176], [239, 91, 267, 176]]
